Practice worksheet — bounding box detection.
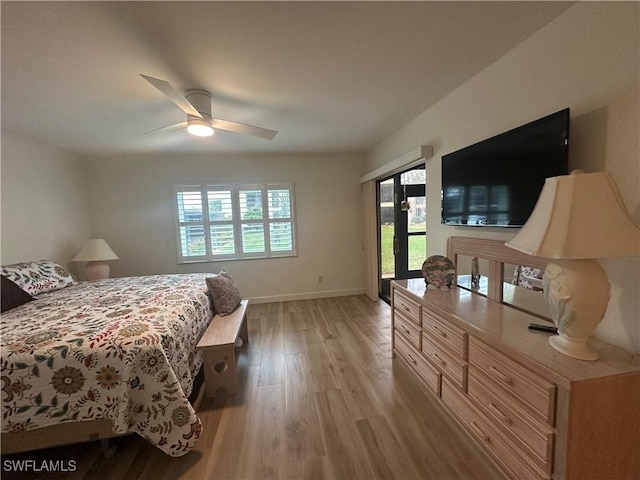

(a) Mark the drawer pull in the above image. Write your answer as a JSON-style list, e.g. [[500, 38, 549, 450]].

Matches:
[[404, 328, 412, 336], [489, 402, 512, 424], [433, 325, 447, 338], [470, 421, 490, 443], [407, 353, 418, 366], [489, 366, 513, 384], [433, 353, 447, 367]]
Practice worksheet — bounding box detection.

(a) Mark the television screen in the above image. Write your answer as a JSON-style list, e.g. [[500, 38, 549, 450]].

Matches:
[[441, 108, 569, 227]]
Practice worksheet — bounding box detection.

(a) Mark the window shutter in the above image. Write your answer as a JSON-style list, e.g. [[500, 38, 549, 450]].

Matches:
[[174, 183, 296, 262]]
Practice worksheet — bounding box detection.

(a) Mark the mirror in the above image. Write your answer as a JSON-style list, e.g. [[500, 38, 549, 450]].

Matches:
[[456, 255, 490, 297], [503, 263, 551, 321]]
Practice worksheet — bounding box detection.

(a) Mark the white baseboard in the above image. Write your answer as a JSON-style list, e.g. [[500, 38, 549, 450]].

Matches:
[[248, 288, 366, 304]]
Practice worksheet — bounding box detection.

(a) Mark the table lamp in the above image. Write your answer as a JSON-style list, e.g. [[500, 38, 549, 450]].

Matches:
[[72, 239, 119, 280], [506, 171, 639, 360]]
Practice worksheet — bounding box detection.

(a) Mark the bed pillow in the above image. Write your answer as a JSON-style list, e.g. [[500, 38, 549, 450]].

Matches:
[[1, 275, 35, 312], [206, 268, 242, 316], [0, 260, 77, 296]]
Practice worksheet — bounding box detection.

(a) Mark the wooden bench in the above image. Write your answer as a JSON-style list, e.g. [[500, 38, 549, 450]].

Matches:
[[196, 299, 249, 398]]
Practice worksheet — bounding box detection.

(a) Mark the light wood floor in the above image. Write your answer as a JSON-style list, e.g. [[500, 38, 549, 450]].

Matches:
[[3, 296, 505, 480]]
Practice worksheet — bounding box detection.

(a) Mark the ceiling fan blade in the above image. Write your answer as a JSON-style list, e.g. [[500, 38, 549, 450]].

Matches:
[[211, 118, 278, 140], [140, 74, 202, 119], [144, 121, 187, 135]]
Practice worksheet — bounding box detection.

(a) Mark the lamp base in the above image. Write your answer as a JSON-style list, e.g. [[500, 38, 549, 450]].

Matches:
[[543, 259, 610, 362], [549, 334, 598, 361], [83, 261, 111, 281]]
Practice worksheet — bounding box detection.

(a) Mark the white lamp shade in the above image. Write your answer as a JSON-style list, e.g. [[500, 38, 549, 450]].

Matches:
[[506, 172, 639, 259], [72, 239, 119, 262]]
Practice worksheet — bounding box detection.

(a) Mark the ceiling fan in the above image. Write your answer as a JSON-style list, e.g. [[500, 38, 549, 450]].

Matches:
[[140, 74, 278, 140]]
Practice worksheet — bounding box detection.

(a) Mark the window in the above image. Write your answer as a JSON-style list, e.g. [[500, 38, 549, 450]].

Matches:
[[174, 183, 296, 262]]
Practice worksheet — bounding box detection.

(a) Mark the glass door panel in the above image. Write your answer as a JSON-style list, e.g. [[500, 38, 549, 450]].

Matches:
[[408, 234, 426, 271], [379, 178, 395, 281], [377, 165, 425, 302]]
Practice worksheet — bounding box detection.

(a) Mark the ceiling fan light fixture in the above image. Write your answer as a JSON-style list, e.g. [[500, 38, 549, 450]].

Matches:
[[141, 76, 277, 140], [187, 118, 214, 137]]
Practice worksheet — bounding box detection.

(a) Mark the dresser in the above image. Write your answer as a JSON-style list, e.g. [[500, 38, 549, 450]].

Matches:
[[391, 278, 639, 480]]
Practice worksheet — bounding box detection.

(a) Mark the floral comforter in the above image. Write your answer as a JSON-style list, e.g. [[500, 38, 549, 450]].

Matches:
[[0, 273, 215, 456]]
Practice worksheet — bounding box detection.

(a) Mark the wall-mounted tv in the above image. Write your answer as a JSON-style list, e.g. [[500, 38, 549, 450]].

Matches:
[[441, 108, 569, 227]]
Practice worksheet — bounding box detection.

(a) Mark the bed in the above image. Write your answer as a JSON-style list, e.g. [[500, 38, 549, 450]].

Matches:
[[1, 260, 217, 457]]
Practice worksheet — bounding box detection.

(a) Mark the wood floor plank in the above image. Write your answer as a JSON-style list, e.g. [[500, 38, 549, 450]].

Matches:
[[310, 300, 340, 341], [324, 337, 385, 421], [281, 304, 307, 355], [200, 364, 261, 480], [236, 384, 285, 480], [314, 389, 374, 480], [291, 300, 322, 331], [367, 365, 455, 477], [332, 317, 391, 372], [299, 327, 340, 393], [381, 363, 506, 479], [355, 415, 422, 480], [257, 304, 285, 387], [283, 353, 326, 465]]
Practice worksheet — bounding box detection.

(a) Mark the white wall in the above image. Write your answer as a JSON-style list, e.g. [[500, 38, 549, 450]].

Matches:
[[85, 152, 366, 302], [0, 131, 92, 275], [366, 2, 640, 353]]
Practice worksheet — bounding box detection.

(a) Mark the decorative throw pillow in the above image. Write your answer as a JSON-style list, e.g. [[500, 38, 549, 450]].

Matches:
[[1, 275, 35, 312], [206, 268, 242, 316], [0, 260, 77, 296]]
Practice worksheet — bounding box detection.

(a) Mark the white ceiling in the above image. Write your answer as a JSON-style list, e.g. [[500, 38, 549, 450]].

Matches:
[[1, 1, 573, 156]]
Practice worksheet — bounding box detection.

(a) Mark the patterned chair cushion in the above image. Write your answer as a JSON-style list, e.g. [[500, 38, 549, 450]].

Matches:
[[0, 260, 77, 296]]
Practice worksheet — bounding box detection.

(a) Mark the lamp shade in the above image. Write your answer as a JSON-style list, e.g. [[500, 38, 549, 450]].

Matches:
[[506, 171, 639, 259], [72, 239, 119, 262]]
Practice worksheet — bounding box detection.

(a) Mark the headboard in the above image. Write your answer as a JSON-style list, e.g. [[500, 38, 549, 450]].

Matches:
[[446, 236, 551, 320]]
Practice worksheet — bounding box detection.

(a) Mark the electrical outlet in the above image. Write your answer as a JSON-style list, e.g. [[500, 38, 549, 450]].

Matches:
[[318, 275, 323, 284]]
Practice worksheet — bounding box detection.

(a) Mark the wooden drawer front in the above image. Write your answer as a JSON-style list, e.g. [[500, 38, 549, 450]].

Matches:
[[394, 333, 440, 396], [441, 379, 548, 480], [394, 311, 421, 350], [422, 336, 466, 390], [393, 290, 421, 326], [422, 309, 467, 359], [468, 367, 553, 473], [469, 337, 555, 425]]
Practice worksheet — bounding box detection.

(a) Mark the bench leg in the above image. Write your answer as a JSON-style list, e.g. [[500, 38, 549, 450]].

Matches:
[[100, 438, 118, 458], [201, 345, 237, 398], [238, 313, 249, 345]]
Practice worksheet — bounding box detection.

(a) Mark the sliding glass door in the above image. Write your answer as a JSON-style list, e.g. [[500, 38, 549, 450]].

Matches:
[[378, 165, 426, 302]]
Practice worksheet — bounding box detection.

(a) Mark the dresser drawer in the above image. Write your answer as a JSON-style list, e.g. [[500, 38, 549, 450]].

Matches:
[[469, 337, 555, 425], [393, 290, 421, 326], [468, 366, 554, 474], [441, 378, 549, 480], [422, 309, 467, 359], [422, 336, 467, 390], [394, 311, 421, 350], [394, 333, 440, 396]]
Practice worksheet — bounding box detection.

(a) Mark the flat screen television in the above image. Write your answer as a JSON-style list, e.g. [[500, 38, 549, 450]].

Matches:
[[441, 108, 569, 227]]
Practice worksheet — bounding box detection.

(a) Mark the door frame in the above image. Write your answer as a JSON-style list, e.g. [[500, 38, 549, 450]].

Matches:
[[377, 164, 425, 302]]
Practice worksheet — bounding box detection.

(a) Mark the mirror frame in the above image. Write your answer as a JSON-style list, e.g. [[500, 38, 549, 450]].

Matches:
[[446, 236, 549, 307]]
